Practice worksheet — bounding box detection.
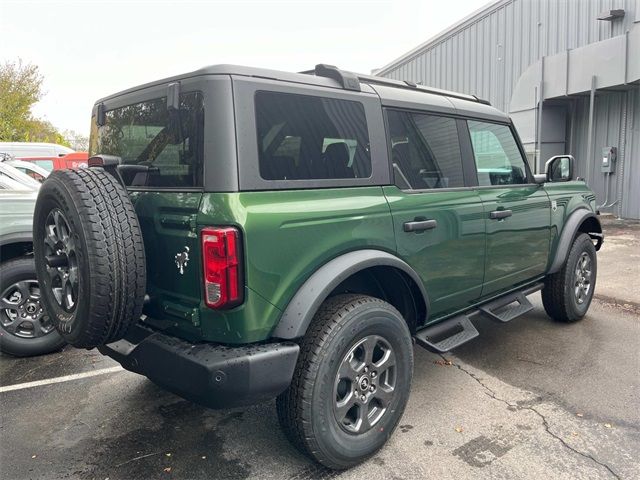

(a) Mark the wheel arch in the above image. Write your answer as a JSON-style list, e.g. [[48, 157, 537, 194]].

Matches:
[[271, 249, 429, 340], [547, 209, 603, 275], [0, 233, 33, 263]]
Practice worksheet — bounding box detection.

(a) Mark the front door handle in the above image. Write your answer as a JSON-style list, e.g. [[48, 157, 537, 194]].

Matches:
[[489, 209, 513, 220], [403, 219, 438, 232]]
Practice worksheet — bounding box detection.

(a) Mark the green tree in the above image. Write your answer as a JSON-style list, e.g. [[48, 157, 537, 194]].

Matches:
[[0, 59, 69, 146]]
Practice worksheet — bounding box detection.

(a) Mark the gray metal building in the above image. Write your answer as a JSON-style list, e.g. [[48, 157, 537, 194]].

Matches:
[[376, 0, 640, 219]]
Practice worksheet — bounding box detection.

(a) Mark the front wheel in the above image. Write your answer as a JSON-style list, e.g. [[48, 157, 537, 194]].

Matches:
[[276, 294, 413, 470], [542, 233, 597, 322]]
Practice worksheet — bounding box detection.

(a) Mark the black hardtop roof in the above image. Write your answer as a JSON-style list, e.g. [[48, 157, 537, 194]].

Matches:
[[94, 63, 509, 121]]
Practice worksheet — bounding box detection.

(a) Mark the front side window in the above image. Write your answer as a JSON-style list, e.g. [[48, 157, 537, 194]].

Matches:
[[90, 92, 204, 188], [255, 91, 371, 181], [468, 120, 528, 186], [386, 110, 464, 189]]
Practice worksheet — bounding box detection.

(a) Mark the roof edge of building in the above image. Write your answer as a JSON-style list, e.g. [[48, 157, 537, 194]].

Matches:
[[375, 0, 509, 76]]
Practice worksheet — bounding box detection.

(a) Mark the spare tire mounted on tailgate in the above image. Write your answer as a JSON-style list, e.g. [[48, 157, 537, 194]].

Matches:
[[33, 168, 146, 348]]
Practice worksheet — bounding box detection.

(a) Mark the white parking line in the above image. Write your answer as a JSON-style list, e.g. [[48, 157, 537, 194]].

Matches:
[[0, 366, 124, 393]]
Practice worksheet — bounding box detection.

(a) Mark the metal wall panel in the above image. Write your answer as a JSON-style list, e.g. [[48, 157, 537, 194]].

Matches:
[[563, 87, 639, 218], [379, 0, 637, 111]]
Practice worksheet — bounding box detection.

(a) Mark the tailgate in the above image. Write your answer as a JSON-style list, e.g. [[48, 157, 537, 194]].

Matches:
[[129, 191, 204, 339]]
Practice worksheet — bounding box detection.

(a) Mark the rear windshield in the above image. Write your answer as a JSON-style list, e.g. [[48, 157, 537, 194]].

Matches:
[[255, 91, 371, 181], [89, 92, 204, 188]]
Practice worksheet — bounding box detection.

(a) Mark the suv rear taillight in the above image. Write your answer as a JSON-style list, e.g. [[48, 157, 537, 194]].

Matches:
[[201, 227, 243, 309]]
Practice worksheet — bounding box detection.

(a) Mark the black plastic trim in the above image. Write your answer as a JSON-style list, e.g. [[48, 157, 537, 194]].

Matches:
[[0, 232, 33, 247], [547, 209, 602, 274], [272, 249, 429, 339], [98, 323, 299, 409]]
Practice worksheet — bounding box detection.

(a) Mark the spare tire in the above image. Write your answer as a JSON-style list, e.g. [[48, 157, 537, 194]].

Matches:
[[33, 168, 146, 348]]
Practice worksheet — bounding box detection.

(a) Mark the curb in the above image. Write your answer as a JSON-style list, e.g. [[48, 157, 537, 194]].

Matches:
[[594, 294, 640, 315]]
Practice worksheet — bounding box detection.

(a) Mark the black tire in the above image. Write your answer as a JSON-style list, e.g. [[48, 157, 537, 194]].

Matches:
[[276, 294, 413, 470], [0, 257, 66, 357], [33, 168, 146, 348], [542, 233, 597, 323]]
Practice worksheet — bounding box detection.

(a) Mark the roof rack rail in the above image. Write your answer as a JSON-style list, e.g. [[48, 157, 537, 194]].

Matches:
[[305, 64, 489, 105], [313, 64, 361, 92]]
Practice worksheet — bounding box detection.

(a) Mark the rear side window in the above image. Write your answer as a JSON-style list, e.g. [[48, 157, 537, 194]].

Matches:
[[467, 120, 528, 186], [386, 110, 464, 189], [255, 91, 371, 181], [90, 92, 204, 188]]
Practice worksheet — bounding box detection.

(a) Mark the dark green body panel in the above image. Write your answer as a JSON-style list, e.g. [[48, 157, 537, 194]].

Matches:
[[129, 180, 597, 345], [382, 186, 485, 321], [134, 187, 395, 344], [475, 185, 551, 298], [542, 181, 598, 270], [129, 191, 204, 341]]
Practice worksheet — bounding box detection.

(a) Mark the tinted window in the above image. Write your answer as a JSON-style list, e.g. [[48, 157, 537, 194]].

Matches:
[[468, 120, 528, 186], [90, 92, 204, 188], [255, 91, 371, 181], [386, 110, 464, 189]]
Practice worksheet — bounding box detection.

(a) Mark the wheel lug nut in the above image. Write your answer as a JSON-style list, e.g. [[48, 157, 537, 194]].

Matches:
[[371, 372, 377, 378], [369, 386, 375, 392], [364, 366, 369, 373], [361, 395, 366, 401]]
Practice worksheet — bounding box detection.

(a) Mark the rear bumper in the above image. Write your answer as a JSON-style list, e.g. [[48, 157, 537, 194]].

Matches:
[[98, 323, 299, 409]]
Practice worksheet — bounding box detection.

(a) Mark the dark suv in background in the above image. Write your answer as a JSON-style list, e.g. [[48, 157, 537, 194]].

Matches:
[[32, 64, 602, 469]]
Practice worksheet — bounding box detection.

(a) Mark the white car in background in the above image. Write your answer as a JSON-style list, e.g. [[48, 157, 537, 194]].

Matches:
[[0, 177, 66, 356], [2, 158, 50, 182], [0, 142, 74, 158], [0, 162, 41, 190]]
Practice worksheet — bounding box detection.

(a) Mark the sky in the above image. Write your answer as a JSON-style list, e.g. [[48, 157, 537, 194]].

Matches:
[[1, 0, 491, 136]]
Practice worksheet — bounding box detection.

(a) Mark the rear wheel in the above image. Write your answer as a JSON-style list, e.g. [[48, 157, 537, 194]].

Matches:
[[33, 168, 146, 348], [0, 257, 65, 357], [542, 233, 597, 322], [276, 294, 413, 470]]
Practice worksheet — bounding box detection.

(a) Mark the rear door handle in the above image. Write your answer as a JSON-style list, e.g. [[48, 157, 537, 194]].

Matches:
[[403, 219, 438, 232], [489, 209, 513, 220]]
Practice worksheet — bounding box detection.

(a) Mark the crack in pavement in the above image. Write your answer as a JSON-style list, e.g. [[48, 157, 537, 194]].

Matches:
[[440, 354, 622, 480]]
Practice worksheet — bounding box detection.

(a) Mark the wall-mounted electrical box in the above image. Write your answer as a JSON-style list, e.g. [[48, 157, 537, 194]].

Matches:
[[601, 146, 617, 173]]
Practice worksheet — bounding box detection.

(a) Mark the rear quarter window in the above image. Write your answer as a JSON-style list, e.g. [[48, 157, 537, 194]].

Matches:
[[255, 91, 371, 181]]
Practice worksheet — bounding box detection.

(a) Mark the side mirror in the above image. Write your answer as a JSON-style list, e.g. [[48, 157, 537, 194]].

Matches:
[[545, 155, 575, 182]]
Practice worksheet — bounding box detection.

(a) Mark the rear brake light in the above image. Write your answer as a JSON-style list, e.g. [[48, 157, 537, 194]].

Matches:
[[201, 227, 243, 309]]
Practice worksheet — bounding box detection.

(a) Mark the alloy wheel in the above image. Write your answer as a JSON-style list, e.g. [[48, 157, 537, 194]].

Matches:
[[333, 335, 397, 434]]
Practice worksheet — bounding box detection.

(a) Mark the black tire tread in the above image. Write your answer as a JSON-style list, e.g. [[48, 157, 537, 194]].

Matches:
[[542, 233, 595, 323], [276, 294, 406, 468], [34, 168, 145, 348]]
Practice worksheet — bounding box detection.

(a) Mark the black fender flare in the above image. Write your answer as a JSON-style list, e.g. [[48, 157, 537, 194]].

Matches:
[[547, 209, 602, 274], [0, 232, 33, 248], [271, 249, 429, 340]]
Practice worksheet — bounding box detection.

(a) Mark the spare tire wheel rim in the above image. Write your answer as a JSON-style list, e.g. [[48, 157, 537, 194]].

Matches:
[[1, 280, 53, 338], [333, 334, 397, 434], [43, 209, 79, 312]]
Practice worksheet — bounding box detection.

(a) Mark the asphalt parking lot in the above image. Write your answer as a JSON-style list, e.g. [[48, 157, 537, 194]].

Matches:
[[1, 296, 638, 480]]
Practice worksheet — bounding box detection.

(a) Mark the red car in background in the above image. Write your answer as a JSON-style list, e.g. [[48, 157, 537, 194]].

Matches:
[[19, 152, 89, 172]]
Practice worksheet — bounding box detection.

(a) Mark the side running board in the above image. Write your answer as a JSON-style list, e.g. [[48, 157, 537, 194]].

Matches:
[[414, 314, 479, 353], [414, 282, 544, 353]]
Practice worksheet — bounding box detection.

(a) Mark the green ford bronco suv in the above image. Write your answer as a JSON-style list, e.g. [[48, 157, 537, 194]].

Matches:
[[32, 64, 603, 469]]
